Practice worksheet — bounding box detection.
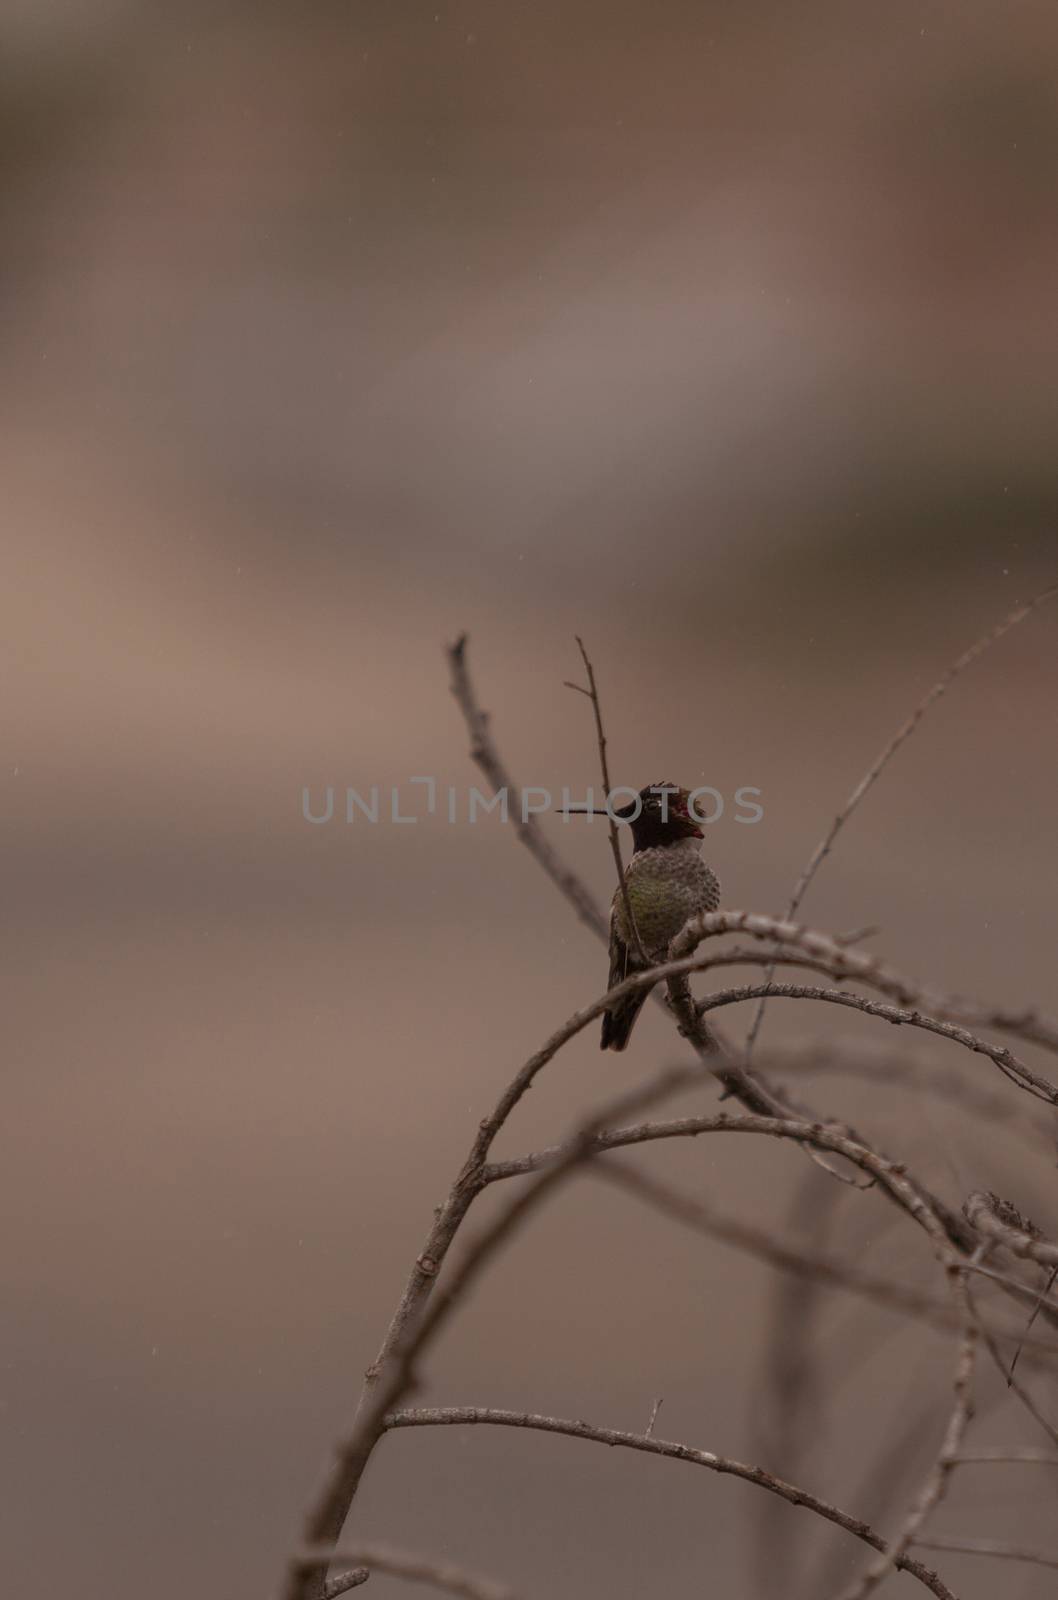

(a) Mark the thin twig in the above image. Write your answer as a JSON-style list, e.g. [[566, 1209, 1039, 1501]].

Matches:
[[752, 1165, 842, 1593], [967, 1277, 1058, 1449], [912, 1536, 1058, 1571], [745, 585, 1057, 1059], [481, 1155, 1053, 1354], [447, 634, 729, 1053], [281, 629, 1058, 1600], [671, 913, 1058, 1103], [696, 979, 1058, 1107], [445, 636, 1035, 1233], [835, 1248, 981, 1600], [952, 1447, 1058, 1465], [488, 1111, 955, 1259], [1009, 1265, 1058, 1382], [567, 636, 649, 967], [591, 1160, 959, 1330], [383, 1408, 956, 1600], [749, 1039, 1047, 1152], [281, 902, 983, 1596], [808, 1385, 941, 1600]]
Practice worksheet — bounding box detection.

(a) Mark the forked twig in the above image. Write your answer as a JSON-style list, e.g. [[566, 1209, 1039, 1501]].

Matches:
[[564, 635, 649, 966]]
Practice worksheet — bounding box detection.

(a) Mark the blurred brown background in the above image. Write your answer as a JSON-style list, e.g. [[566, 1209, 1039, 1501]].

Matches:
[[2, 3, 1057, 1596]]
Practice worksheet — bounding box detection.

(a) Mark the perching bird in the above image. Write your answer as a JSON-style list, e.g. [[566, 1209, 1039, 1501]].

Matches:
[[582, 783, 721, 1051]]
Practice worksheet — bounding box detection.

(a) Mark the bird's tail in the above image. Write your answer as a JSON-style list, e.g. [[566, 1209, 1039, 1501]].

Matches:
[[600, 984, 652, 1051]]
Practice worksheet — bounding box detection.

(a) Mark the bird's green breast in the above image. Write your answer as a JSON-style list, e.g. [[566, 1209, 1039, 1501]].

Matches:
[[613, 845, 720, 956]]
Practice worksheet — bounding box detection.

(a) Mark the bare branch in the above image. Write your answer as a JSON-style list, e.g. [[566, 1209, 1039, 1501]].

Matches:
[[952, 1447, 1058, 1465], [281, 945, 747, 1591], [1009, 1264, 1058, 1382], [486, 1118, 914, 1246], [752, 1165, 842, 1593], [446, 635, 1027, 1221], [280, 630, 1058, 1600], [671, 911, 1058, 1100], [383, 1408, 957, 1600], [477, 1153, 1053, 1356], [952, 1262, 1058, 1327], [967, 1277, 1058, 1449], [487, 1102, 1058, 1336], [592, 1158, 951, 1330], [808, 1393, 943, 1600], [913, 1536, 1058, 1571], [281, 1061, 706, 1600], [751, 1039, 1047, 1150], [566, 635, 649, 967], [746, 585, 1057, 1057], [835, 1250, 980, 1600], [696, 979, 1058, 1107], [488, 1110, 961, 1265], [964, 1191, 1058, 1267], [447, 635, 734, 1059]]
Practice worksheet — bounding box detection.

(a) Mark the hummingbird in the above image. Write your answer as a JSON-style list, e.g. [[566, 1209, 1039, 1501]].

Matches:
[[567, 782, 721, 1051]]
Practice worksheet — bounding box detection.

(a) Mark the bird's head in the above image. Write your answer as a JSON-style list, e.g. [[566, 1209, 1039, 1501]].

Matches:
[[615, 781, 704, 851], [561, 781, 705, 850]]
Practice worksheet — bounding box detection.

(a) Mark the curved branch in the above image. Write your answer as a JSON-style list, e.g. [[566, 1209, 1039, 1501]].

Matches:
[[751, 1040, 1046, 1150], [282, 1062, 705, 1600], [835, 1251, 980, 1600], [592, 1158, 950, 1327], [383, 1408, 956, 1599], [967, 1277, 1058, 1450], [912, 1536, 1058, 1572], [485, 1110, 955, 1250], [590, 1159, 1058, 1356], [672, 911, 1058, 1077], [695, 980, 1057, 1106], [746, 585, 1057, 1056], [965, 1191, 1058, 1268], [286, 641, 1053, 1599]]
